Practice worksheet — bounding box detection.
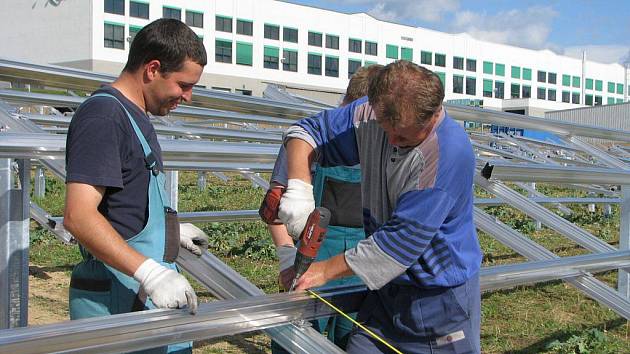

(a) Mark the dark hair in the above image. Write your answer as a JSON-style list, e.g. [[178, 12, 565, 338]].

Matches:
[[123, 18, 207, 74], [343, 64, 383, 105], [368, 60, 444, 127]]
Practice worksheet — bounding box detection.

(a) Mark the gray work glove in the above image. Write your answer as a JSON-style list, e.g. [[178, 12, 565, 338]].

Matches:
[[276, 244, 297, 291], [134, 258, 198, 314], [179, 223, 209, 256]]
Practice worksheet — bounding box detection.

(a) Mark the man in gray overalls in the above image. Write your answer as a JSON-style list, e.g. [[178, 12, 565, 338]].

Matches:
[[63, 19, 208, 354]]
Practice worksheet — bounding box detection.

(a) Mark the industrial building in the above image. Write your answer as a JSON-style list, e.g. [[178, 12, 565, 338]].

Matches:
[[1, 0, 629, 111]]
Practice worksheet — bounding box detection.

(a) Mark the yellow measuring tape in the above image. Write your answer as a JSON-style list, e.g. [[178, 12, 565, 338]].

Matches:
[[307, 289, 403, 354]]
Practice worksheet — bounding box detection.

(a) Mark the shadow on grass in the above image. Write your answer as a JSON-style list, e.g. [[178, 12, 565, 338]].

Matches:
[[29, 265, 74, 279], [194, 331, 268, 353]]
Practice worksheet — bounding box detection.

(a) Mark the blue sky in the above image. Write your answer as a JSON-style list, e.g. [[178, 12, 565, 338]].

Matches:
[[285, 0, 630, 64]]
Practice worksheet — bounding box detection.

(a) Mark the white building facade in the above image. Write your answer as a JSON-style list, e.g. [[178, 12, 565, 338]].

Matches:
[[1, 0, 628, 110]]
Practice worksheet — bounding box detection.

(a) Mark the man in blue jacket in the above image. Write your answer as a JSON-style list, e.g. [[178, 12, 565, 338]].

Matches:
[[278, 60, 482, 354]]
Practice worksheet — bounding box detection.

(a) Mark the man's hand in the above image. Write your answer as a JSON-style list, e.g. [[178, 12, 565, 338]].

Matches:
[[278, 179, 315, 239], [294, 261, 328, 291], [134, 258, 198, 314], [276, 244, 297, 290], [179, 223, 209, 256]]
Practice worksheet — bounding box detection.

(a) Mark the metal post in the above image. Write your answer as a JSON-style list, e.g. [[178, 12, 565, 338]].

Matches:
[[197, 171, 206, 191], [165, 171, 179, 211], [619, 185, 630, 298], [530, 182, 542, 230], [33, 167, 45, 198], [0, 159, 30, 329]]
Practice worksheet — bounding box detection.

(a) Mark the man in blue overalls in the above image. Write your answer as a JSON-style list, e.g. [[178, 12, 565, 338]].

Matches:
[[264, 65, 382, 351], [63, 19, 208, 354]]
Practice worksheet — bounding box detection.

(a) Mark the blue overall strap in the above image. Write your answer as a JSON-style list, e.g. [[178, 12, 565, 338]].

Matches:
[[87, 93, 171, 208]]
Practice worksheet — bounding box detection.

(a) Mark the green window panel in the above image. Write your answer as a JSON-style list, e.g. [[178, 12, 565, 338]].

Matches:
[[386, 44, 399, 59], [420, 50, 432, 64], [215, 39, 232, 63], [511, 83, 520, 98], [483, 79, 493, 97], [511, 66, 520, 79], [562, 74, 571, 86], [365, 60, 378, 66], [561, 91, 570, 103], [617, 83, 624, 94], [483, 61, 493, 75], [264, 46, 279, 57], [585, 94, 593, 106], [607, 97, 615, 104], [595, 80, 603, 91], [235, 42, 253, 66], [495, 63, 505, 76], [572, 76, 580, 88], [522, 68, 532, 80], [585, 78, 593, 90], [401, 47, 413, 61], [608, 82, 615, 93], [435, 53, 446, 67], [617, 98, 624, 103], [435, 72, 446, 87]]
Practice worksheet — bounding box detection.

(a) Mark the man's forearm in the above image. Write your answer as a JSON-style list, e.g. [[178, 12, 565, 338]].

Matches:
[[286, 138, 315, 182]]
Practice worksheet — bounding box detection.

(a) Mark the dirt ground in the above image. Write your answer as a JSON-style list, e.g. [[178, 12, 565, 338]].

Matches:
[[27, 264, 271, 353]]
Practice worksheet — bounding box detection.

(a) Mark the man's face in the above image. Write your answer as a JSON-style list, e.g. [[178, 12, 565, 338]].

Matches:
[[146, 59, 203, 116], [374, 104, 431, 148]]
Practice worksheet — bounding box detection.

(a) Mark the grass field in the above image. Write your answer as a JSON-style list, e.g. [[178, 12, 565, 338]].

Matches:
[[27, 171, 630, 353]]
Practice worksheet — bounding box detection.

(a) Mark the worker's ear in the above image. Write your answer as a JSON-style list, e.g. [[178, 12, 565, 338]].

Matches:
[[144, 60, 161, 82]]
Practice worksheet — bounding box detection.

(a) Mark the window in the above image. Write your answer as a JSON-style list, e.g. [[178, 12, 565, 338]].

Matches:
[[572, 76, 580, 88], [548, 89, 556, 101], [401, 47, 413, 61], [466, 59, 476, 72], [128, 25, 142, 44], [483, 79, 493, 97], [522, 85, 531, 98], [453, 75, 463, 94], [421, 51, 432, 65], [163, 7, 180, 20], [130, 1, 149, 19], [595, 80, 603, 91], [237, 19, 253, 36], [617, 83, 624, 95], [548, 72, 556, 84], [562, 74, 571, 86], [348, 59, 361, 78], [216, 16, 232, 32], [594, 95, 602, 105], [495, 63, 505, 76], [236, 42, 252, 66], [561, 91, 570, 103], [435, 72, 446, 88], [483, 61, 493, 75], [365, 61, 378, 66], [264, 24, 279, 40], [365, 41, 377, 56], [607, 97, 615, 104], [607, 82, 615, 93], [283, 50, 298, 72], [537, 71, 546, 83], [104, 23, 125, 49], [386, 45, 398, 59], [465, 77, 476, 95], [349, 38, 362, 53], [617, 98, 624, 103], [571, 92, 580, 104], [186, 11, 203, 28], [511, 84, 520, 98], [263, 46, 279, 69], [585, 94, 593, 106], [307, 53, 322, 75], [325, 34, 339, 49], [215, 39, 232, 63], [325, 56, 339, 77], [283, 27, 298, 43], [309, 32, 322, 47], [537, 87, 545, 99], [105, 0, 124, 15], [522, 68, 532, 80], [511, 66, 520, 79], [435, 53, 446, 67], [453, 56, 464, 70], [495, 81, 504, 99], [585, 78, 593, 90]]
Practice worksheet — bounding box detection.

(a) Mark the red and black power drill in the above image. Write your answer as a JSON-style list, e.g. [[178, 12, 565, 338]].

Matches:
[[259, 186, 331, 291]]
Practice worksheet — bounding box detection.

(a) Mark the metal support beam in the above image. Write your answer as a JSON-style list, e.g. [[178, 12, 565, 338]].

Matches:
[[165, 171, 179, 210], [620, 186, 630, 299], [33, 166, 45, 198]]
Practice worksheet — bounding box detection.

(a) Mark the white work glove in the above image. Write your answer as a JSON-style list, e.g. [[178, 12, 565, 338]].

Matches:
[[277, 179, 315, 240], [276, 245, 297, 291], [179, 223, 209, 256], [134, 258, 198, 314]]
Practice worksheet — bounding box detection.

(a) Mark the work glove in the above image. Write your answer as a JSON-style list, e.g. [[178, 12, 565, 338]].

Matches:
[[179, 223, 209, 256], [276, 244, 297, 291], [134, 258, 198, 314], [278, 179, 315, 240]]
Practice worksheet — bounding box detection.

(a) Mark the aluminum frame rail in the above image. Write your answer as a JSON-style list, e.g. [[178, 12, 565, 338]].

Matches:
[[484, 161, 630, 185], [0, 286, 365, 354], [177, 249, 345, 354], [474, 197, 622, 206], [474, 207, 630, 319], [513, 182, 573, 215]]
